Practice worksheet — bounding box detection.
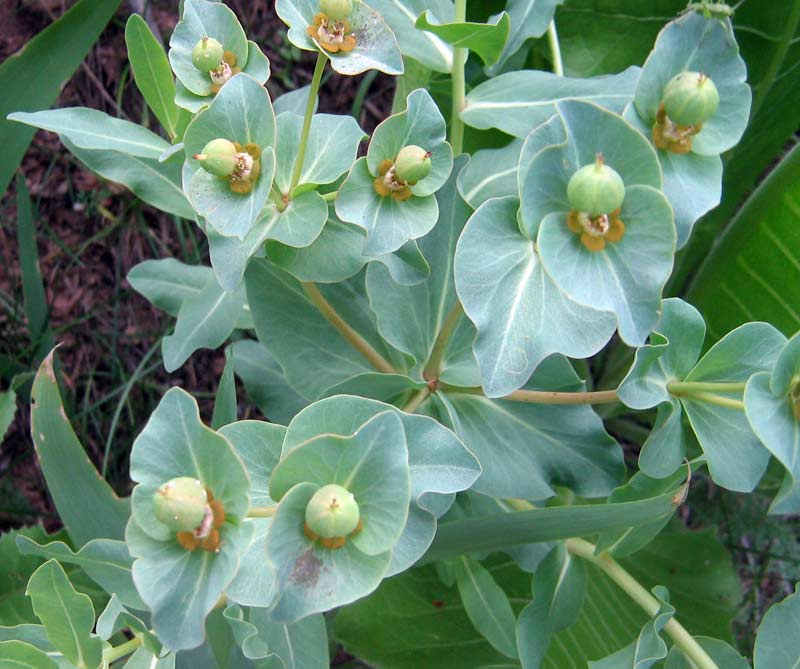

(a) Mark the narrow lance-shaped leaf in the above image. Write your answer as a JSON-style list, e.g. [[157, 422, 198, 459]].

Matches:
[[125, 14, 188, 140], [455, 557, 518, 659], [415, 11, 510, 67], [26, 560, 103, 669], [30, 351, 130, 545]]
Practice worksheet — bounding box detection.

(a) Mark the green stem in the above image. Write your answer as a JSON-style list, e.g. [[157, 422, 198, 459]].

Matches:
[[423, 301, 464, 380], [402, 388, 430, 414], [449, 0, 468, 155], [547, 20, 564, 77], [289, 52, 327, 194], [670, 389, 745, 411], [102, 636, 143, 664], [750, 0, 800, 119], [321, 190, 338, 201], [667, 381, 746, 395], [567, 537, 719, 669], [440, 383, 619, 405], [247, 506, 278, 518], [302, 282, 396, 374]]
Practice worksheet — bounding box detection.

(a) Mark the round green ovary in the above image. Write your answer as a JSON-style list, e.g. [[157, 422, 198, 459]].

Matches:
[[305, 483, 360, 538], [192, 37, 225, 72], [566, 159, 626, 216], [394, 145, 432, 183], [153, 476, 208, 532], [663, 71, 719, 126], [320, 0, 354, 21], [196, 138, 238, 177]]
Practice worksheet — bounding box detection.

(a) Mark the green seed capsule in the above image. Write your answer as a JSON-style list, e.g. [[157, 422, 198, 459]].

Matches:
[[320, 0, 354, 21], [394, 145, 432, 184], [192, 37, 224, 72], [305, 484, 360, 539], [567, 156, 626, 216], [662, 71, 719, 126], [153, 477, 208, 532], [194, 138, 238, 177]]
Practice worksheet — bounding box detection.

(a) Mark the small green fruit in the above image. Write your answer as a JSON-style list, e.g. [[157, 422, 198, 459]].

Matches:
[[662, 71, 719, 126], [194, 138, 238, 177], [394, 145, 432, 184], [153, 477, 208, 532], [566, 156, 626, 216], [192, 37, 224, 72], [305, 484, 360, 539], [320, 0, 354, 21]]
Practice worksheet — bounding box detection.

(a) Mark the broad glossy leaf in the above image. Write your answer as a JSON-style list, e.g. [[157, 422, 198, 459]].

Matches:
[[61, 138, 194, 220], [273, 85, 313, 116], [623, 108, 722, 247], [127, 388, 252, 650], [162, 276, 246, 371], [367, 0, 454, 73], [461, 66, 641, 138], [0, 0, 121, 196], [682, 322, 785, 491], [434, 357, 623, 500], [248, 607, 328, 669], [517, 544, 585, 668], [336, 157, 440, 256], [538, 185, 674, 348], [16, 536, 143, 611], [634, 12, 750, 157], [665, 637, 749, 669], [184, 73, 277, 238], [245, 260, 405, 399], [125, 14, 187, 140], [455, 196, 617, 397], [31, 351, 129, 545], [271, 411, 411, 556], [488, 0, 563, 74], [687, 144, 800, 340], [0, 641, 57, 669], [415, 12, 510, 67], [128, 259, 251, 329], [26, 560, 103, 669], [0, 527, 56, 626], [96, 595, 152, 645], [589, 586, 673, 669], [207, 190, 328, 291], [337, 88, 452, 256], [9, 108, 170, 159], [456, 557, 517, 658], [276, 0, 404, 75], [220, 421, 285, 608], [754, 585, 800, 669], [0, 391, 16, 446], [457, 140, 522, 208], [745, 332, 800, 514], [266, 482, 393, 622], [280, 394, 480, 576], [123, 648, 176, 669], [230, 339, 307, 424], [169, 0, 249, 97], [274, 112, 366, 194], [339, 529, 737, 669]]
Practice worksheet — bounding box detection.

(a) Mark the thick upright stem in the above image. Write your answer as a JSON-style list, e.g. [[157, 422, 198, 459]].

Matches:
[[247, 506, 277, 518], [547, 20, 564, 76], [103, 636, 143, 664], [290, 52, 326, 194], [439, 383, 619, 405], [566, 538, 719, 669], [302, 282, 396, 374], [423, 301, 464, 380], [667, 381, 746, 395], [449, 0, 468, 155]]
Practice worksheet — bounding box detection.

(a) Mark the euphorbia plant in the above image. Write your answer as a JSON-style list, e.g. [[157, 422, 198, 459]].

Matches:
[[5, 1, 800, 668]]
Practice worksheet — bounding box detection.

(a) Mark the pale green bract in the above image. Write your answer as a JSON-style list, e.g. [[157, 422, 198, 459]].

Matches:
[[7, 1, 799, 667]]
